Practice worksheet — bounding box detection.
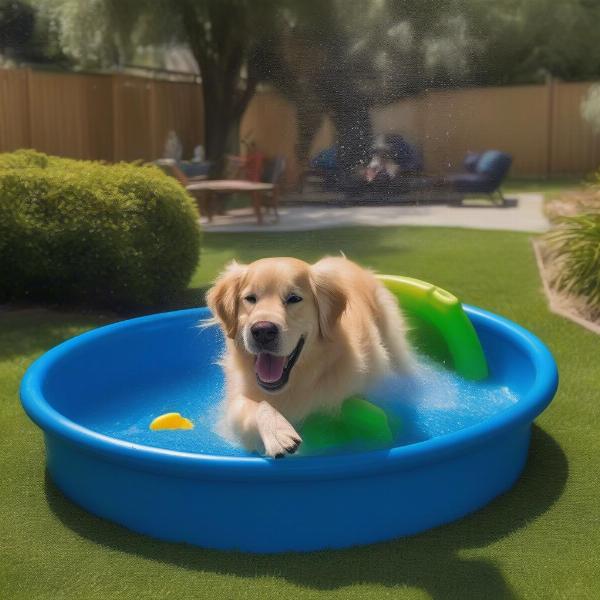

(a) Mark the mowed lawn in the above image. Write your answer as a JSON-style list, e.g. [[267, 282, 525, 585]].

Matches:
[[1, 226, 599, 600]]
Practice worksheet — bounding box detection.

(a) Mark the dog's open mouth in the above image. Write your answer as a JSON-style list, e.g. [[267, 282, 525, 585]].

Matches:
[[254, 337, 305, 391]]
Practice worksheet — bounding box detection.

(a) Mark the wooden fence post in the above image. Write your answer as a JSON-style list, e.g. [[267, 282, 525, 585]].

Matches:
[[25, 69, 34, 150], [149, 79, 159, 159], [546, 76, 556, 178], [111, 74, 119, 162]]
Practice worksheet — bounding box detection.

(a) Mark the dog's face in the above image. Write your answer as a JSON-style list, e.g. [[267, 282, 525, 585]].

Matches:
[[207, 258, 346, 393]]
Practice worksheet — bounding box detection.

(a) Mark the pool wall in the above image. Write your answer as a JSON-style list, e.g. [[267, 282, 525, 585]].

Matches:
[[22, 306, 558, 553]]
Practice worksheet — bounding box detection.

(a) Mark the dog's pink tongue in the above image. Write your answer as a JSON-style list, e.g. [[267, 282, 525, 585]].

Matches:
[[255, 353, 286, 383]]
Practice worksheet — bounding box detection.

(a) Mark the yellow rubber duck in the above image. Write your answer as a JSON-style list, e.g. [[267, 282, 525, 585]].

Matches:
[[150, 412, 194, 431]]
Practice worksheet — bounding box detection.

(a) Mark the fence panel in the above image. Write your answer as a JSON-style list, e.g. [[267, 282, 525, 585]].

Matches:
[[551, 81, 600, 175], [112, 75, 154, 162], [421, 85, 551, 176], [152, 80, 204, 159], [0, 69, 30, 151], [2, 67, 600, 179], [245, 81, 600, 180], [0, 69, 204, 163], [27, 71, 113, 160]]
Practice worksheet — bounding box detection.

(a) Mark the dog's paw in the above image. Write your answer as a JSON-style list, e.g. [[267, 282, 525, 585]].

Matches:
[[256, 401, 302, 458]]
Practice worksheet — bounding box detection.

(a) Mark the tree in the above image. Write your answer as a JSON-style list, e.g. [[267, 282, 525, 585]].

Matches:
[[266, 0, 600, 175], [35, 0, 282, 174], [178, 1, 281, 175], [30, 0, 600, 177], [0, 0, 34, 57], [259, 1, 460, 178], [265, 2, 375, 179]]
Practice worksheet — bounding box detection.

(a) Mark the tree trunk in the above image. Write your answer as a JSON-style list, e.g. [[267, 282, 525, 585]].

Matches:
[[196, 59, 256, 178], [202, 89, 231, 178], [183, 2, 256, 180], [315, 64, 372, 185], [332, 103, 371, 179]]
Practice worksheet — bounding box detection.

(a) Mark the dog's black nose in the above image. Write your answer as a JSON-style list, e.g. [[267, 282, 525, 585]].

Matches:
[[251, 321, 279, 346]]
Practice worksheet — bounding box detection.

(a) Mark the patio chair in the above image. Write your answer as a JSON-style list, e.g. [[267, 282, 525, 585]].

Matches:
[[177, 160, 211, 179], [155, 158, 215, 216], [156, 158, 208, 185], [444, 150, 513, 205], [260, 156, 286, 221]]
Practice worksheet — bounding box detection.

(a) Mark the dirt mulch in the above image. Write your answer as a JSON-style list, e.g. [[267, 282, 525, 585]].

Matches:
[[533, 239, 600, 335], [544, 188, 600, 222]]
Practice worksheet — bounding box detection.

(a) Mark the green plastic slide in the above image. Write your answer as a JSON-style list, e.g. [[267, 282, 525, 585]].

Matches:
[[299, 275, 488, 453], [378, 275, 488, 381]]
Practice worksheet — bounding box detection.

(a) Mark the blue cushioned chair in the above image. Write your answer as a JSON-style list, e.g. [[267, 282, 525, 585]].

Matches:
[[445, 150, 513, 205]]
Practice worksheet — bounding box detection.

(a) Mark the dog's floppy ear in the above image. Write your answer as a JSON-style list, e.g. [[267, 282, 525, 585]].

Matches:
[[206, 261, 247, 338], [310, 262, 347, 341]]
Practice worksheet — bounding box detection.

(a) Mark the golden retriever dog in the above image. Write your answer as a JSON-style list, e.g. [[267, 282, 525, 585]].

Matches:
[[206, 256, 411, 457]]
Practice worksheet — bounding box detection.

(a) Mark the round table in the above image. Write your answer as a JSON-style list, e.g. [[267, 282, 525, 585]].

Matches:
[[186, 180, 275, 224]]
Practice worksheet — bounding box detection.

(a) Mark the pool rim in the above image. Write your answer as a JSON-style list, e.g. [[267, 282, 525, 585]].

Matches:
[[20, 305, 558, 482]]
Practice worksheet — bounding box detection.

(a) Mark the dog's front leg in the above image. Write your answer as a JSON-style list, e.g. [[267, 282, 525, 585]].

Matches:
[[229, 396, 302, 458], [255, 401, 302, 458]]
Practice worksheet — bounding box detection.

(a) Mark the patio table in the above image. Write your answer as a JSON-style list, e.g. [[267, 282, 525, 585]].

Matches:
[[186, 180, 275, 224]]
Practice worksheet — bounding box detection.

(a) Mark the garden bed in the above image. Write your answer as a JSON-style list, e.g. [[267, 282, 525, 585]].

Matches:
[[538, 181, 600, 335], [533, 239, 600, 335]]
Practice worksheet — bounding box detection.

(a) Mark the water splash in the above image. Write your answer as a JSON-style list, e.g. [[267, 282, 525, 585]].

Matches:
[[82, 355, 518, 457]]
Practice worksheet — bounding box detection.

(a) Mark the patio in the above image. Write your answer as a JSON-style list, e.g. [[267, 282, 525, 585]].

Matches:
[[202, 192, 548, 233]]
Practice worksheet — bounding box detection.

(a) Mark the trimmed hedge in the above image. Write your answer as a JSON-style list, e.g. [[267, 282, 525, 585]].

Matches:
[[0, 150, 201, 308]]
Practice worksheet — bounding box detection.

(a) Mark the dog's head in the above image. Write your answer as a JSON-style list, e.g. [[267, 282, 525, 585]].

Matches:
[[206, 257, 346, 393]]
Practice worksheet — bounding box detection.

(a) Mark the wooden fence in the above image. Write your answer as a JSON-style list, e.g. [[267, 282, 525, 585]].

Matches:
[[0, 69, 204, 162], [242, 79, 600, 181], [2, 68, 600, 182]]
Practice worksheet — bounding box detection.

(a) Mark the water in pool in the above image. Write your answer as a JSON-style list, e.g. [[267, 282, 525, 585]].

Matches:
[[74, 354, 518, 458]]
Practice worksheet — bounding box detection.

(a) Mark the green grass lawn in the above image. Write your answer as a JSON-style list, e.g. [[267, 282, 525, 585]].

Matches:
[[2, 226, 599, 599]]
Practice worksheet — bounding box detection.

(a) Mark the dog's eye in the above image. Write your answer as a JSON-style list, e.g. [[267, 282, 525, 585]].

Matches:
[[244, 294, 257, 304], [285, 294, 303, 305]]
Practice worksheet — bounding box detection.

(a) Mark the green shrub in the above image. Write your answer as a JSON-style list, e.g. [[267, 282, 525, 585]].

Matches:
[[0, 149, 51, 169], [0, 150, 201, 308], [545, 213, 600, 312]]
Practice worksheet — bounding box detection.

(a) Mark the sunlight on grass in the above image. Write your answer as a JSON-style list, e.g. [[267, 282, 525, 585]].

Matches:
[[1, 226, 599, 600]]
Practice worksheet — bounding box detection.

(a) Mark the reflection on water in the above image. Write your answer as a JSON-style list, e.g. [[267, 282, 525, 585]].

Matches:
[[369, 357, 517, 448]]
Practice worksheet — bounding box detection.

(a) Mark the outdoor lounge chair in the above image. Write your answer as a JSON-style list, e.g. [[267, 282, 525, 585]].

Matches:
[[445, 150, 513, 205]]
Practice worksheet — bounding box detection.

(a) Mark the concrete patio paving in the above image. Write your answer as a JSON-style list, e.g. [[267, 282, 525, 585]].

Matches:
[[201, 193, 548, 233]]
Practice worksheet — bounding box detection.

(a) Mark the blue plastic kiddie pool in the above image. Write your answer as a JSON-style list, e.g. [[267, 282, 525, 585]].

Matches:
[[21, 277, 558, 553]]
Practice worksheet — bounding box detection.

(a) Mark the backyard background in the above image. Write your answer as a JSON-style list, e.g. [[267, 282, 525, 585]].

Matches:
[[2, 0, 600, 599], [1, 69, 600, 183]]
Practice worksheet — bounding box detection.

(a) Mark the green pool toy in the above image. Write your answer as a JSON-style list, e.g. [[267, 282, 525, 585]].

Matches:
[[300, 275, 488, 453], [378, 275, 488, 381], [300, 395, 398, 454]]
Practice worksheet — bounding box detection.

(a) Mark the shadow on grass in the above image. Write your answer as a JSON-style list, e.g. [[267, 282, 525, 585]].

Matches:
[[170, 285, 211, 311], [0, 308, 111, 363], [1, 226, 416, 362], [45, 425, 567, 599], [0, 291, 206, 364]]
